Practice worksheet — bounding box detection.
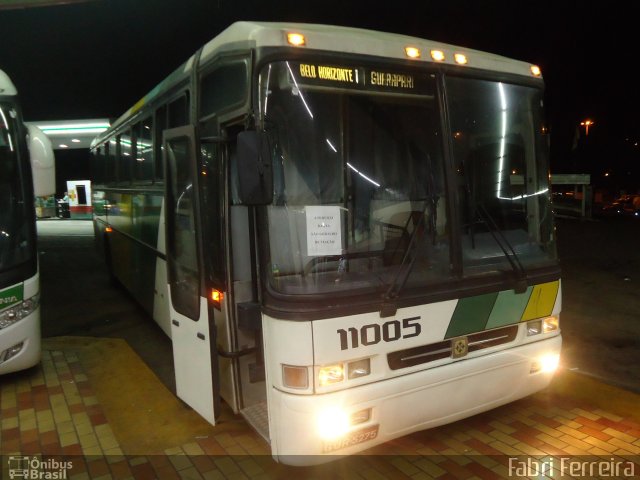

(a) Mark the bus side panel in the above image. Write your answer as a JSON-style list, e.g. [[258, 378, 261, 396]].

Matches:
[[95, 190, 164, 320]]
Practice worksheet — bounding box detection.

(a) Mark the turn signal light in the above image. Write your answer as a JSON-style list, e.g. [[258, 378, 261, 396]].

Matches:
[[211, 289, 224, 305], [283, 364, 309, 389], [105, 226, 113, 233]]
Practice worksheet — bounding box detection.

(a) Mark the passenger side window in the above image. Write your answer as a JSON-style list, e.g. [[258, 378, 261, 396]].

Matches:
[[200, 60, 248, 118]]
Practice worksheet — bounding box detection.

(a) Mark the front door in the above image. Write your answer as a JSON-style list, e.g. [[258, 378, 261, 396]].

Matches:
[[164, 125, 218, 424]]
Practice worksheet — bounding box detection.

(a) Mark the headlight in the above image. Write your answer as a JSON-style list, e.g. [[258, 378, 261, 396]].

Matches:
[[348, 358, 370, 379], [526, 319, 542, 336], [319, 358, 371, 387], [543, 316, 559, 333], [319, 364, 344, 386], [0, 293, 40, 330], [526, 315, 559, 336]]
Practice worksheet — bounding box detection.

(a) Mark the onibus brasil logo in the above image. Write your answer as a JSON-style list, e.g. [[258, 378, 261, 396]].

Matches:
[[7, 456, 72, 479]]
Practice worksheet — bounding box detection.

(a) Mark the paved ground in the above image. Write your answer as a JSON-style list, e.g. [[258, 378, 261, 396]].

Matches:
[[0, 217, 638, 479], [554, 217, 640, 393], [2, 336, 639, 479]]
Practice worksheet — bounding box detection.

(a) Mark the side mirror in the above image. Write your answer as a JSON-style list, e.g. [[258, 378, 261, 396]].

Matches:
[[26, 124, 55, 197], [236, 130, 273, 205]]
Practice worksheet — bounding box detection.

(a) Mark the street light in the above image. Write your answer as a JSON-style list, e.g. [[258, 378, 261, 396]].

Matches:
[[580, 119, 594, 136]]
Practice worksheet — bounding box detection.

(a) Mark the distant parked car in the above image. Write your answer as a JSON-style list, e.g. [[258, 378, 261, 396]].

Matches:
[[599, 194, 640, 217]]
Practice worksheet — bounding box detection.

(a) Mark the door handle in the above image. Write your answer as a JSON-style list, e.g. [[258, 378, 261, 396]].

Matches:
[[197, 332, 205, 341], [172, 319, 180, 327]]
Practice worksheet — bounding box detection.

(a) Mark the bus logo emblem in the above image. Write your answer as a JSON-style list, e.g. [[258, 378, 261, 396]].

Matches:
[[451, 337, 468, 359]]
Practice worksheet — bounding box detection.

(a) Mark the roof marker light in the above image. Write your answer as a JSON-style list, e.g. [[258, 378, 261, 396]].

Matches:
[[430, 50, 446, 62], [287, 32, 306, 47], [454, 53, 468, 65], [530, 65, 542, 76], [405, 46, 421, 59]]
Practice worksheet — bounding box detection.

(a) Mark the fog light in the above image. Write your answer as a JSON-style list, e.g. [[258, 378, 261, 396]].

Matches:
[[531, 353, 560, 374], [0, 342, 24, 364], [350, 408, 371, 426], [282, 365, 309, 389], [319, 364, 344, 386], [317, 407, 349, 440]]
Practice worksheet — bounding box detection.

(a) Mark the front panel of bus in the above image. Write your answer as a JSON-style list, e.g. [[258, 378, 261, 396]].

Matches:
[[249, 57, 561, 462], [0, 97, 40, 374]]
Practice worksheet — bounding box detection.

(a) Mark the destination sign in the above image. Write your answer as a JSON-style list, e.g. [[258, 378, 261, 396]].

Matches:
[[299, 64, 357, 83], [294, 63, 432, 95]]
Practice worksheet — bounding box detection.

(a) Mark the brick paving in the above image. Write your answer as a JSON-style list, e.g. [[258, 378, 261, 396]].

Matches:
[[1, 347, 639, 479]]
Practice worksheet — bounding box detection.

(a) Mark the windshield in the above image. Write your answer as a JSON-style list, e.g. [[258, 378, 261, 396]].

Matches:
[[0, 102, 33, 273], [259, 61, 450, 296], [446, 77, 556, 276], [258, 61, 555, 298]]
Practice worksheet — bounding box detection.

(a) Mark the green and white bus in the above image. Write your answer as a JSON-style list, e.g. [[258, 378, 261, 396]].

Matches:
[[90, 22, 561, 464], [1, 69, 54, 375]]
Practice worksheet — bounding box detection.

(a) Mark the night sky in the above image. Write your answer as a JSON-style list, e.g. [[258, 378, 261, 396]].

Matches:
[[1, 0, 638, 192]]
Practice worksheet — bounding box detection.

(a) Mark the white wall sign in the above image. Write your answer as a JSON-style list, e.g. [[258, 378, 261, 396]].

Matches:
[[306, 206, 343, 256]]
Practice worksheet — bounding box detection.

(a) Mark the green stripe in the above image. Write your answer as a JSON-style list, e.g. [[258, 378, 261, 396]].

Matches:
[[445, 292, 498, 339], [485, 287, 533, 329], [0, 284, 23, 309]]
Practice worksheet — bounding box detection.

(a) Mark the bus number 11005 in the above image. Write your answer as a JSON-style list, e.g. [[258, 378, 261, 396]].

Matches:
[[337, 316, 421, 350]]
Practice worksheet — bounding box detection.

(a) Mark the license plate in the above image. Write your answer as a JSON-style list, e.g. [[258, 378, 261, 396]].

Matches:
[[322, 425, 379, 453]]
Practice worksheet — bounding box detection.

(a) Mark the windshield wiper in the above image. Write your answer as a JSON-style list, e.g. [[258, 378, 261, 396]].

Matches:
[[474, 204, 528, 293], [380, 201, 430, 317]]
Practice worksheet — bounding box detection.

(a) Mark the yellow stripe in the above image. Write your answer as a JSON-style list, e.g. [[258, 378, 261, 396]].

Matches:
[[131, 97, 146, 115], [521, 280, 559, 321]]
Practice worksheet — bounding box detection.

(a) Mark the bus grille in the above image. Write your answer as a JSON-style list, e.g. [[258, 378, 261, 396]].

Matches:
[[387, 324, 519, 371]]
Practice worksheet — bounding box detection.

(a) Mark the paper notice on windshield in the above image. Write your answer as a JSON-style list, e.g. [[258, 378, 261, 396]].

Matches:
[[306, 206, 343, 256]]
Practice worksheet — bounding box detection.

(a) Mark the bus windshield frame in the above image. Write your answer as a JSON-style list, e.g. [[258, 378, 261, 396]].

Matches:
[[255, 59, 556, 312]]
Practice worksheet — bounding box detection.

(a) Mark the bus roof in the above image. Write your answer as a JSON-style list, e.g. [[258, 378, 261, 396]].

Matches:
[[200, 21, 539, 78], [95, 21, 542, 146], [0, 69, 18, 96]]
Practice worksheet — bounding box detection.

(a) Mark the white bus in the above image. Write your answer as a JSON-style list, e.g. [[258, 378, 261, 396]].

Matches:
[[90, 22, 561, 464], [0, 69, 54, 375]]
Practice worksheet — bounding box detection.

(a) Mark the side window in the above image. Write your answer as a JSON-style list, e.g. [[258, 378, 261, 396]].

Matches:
[[117, 132, 131, 185], [166, 131, 200, 320], [91, 145, 105, 185], [106, 139, 117, 185], [200, 127, 225, 286], [154, 106, 167, 181], [200, 60, 248, 118], [168, 94, 189, 128], [134, 117, 153, 182]]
